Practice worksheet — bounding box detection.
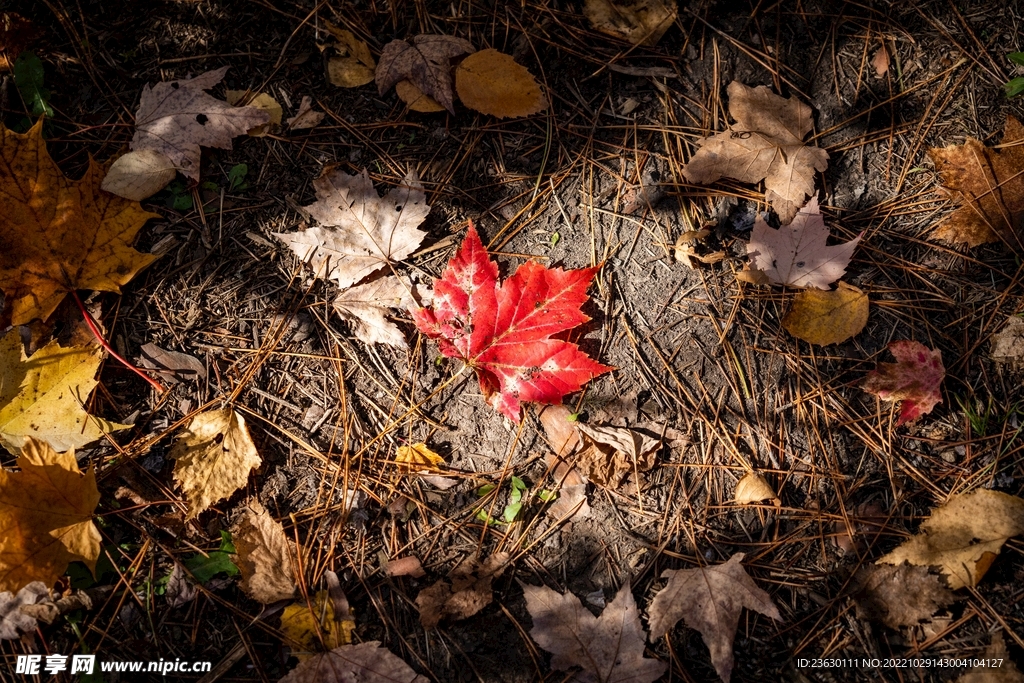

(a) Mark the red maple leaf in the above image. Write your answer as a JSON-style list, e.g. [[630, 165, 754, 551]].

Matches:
[[861, 340, 945, 426], [413, 224, 612, 421]]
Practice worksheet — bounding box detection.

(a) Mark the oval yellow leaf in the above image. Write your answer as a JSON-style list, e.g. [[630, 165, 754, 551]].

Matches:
[[782, 281, 868, 346], [394, 79, 445, 113], [455, 49, 547, 119], [327, 55, 375, 89]]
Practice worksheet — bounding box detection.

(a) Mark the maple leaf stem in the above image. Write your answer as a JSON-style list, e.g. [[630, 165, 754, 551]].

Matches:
[[69, 290, 167, 394]]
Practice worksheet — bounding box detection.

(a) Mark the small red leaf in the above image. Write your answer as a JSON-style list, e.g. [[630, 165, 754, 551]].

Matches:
[[413, 224, 611, 421], [861, 341, 944, 426]]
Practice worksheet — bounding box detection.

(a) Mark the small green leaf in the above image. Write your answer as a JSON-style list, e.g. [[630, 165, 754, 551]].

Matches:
[[172, 193, 193, 211], [200, 180, 219, 192], [511, 476, 526, 491], [183, 551, 239, 583], [550, 231, 560, 247], [218, 530, 236, 554], [14, 52, 53, 118], [566, 412, 579, 422], [502, 502, 522, 523], [228, 163, 249, 191], [1004, 76, 1024, 98], [538, 489, 556, 502], [476, 483, 497, 497], [1008, 52, 1024, 66], [475, 509, 497, 524]]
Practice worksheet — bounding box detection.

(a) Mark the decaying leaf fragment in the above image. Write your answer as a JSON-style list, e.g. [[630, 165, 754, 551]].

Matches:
[[0, 438, 101, 593], [280, 589, 355, 659], [861, 340, 944, 426], [232, 501, 296, 603], [415, 552, 509, 628], [956, 633, 1024, 683], [0, 331, 128, 454], [324, 23, 376, 88], [225, 90, 282, 136], [274, 169, 429, 290], [286, 96, 326, 130], [853, 563, 956, 629], [575, 423, 660, 488], [279, 642, 427, 683], [583, 0, 678, 47], [455, 49, 547, 118], [683, 81, 829, 224], [878, 489, 1024, 590], [733, 471, 779, 505], [395, 79, 445, 113], [748, 198, 861, 289], [0, 120, 158, 325], [991, 316, 1024, 367], [0, 582, 47, 639], [782, 281, 869, 345], [101, 149, 177, 201], [131, 67, 270, 180], [332, 276, 415, 348], [376, 34, 474, 114], [647, 553, 781, 683], [928, 115, 1024, 252], [170, 408, 262, 519], [138, 342, 206, 384], [523, 581, 667, 683]]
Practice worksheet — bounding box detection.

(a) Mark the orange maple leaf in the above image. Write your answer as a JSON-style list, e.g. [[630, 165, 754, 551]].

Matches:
[[0, 120, 159, 326]]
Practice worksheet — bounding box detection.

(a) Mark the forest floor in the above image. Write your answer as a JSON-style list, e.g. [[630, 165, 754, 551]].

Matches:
[[3, 0, 1024, 682]]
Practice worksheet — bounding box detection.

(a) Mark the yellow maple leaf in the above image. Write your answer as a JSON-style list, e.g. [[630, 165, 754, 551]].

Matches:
[[395, 443, 444, 472], [279, 590, 355, 660], [170, 408, 262, 520], [0, 329, 128, 454], [0, 437, 101, 592], [0, 120, 159, 326]]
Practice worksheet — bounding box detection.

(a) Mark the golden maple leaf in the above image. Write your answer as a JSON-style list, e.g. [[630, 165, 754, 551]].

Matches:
[[0, 120, 159, 326], [0, 329, 128, 454], [0, 437, 101, 593]]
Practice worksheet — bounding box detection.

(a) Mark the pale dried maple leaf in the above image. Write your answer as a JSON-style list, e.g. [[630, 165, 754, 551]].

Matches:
[[0, 582, 47, 640], [412, 224, 612, 422], [415, 552, 508, 628], [928, 115, 1024, 252], [130, 66, 270, 180], [170, 408, 262, 520], [878, 489, 1024, 590], [860, 340, 944, 426], [683, 81, 829, 223], [231, 501, 296, 604], [852, 564, 955, 630], [0, 120, 158, 326], [332, 276, 416, 348], [275, 169, 429, 290], [279, 642, 427, 683], [523, 581, 666, 683], [0, 330, 128, 454], [0, 438, 101, 593], [747, 197, 861, 289], [648, 553, 782, 683], [376, 34, 475, 114], [583, 0, 678, 47]]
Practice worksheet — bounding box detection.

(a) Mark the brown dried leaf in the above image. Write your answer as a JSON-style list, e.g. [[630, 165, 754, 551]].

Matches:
[[232, 501, 296, 603], [395, 80, 445, 113], [279, 643, 427, 683], [332, 276, 413, 348], [878, 489, 1024, 589], [956, 633, 1024, 683], [537, 405, 580, 457], [386, 556, 425, 578], [415, 552, 508, 628], [455, 49, 547, 119], [170, 408, 262, 520], [575, 423, 660, 488], [682, 81, 829, 223], [853, 564, 956, 629], [928, 115, 1024, 252], [101, 149, 177, 201], [991, 316, 1024, 367], [733, 471, 779, 505], [131, 67, 270, 180], [138, 342, 206, 384], [583, 0, 678, 47], [225, 90, 282, 136], [376, 35, 474, 114], [523, 581, 667, 683], [274, 168, 429, 290], [286, 96, 325, 130], [782, 281, 869, 345], [871, 45, 891, 77], [648, 553, 782, 683], [0, 582, 46, 640]]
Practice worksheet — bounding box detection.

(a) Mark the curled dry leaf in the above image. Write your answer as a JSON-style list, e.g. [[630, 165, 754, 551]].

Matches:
[[386, 556, 425, 578], [861, 340, 944, 426], [833, 501, 887, 554], [0, 438, 100, 593], [332, 276, 415, 348], [538, 406, 591, 520], [274, 168, 429, 290], [170, 408, 262, 520], [0, 582, 47, 640], [376, 34, 474, 114], [232, 501, 296, 603], [0, 120, 158, 325], [0, 330, 128, 454], [286, 96, 325, 130], [648, 553, 782, 683], [575, 423, 660, 488], [324, 23, 375, 88], [878, 488, 1024, 590], [748, 198, 861, 289], [871, 45, 891, 77], [583, 0, 678, 47], [138, 342, 206, 384], [732, 471, 779, 505], [279, 642, 427, 683], [782, 281, 869, 345], [852, 563, 956, 629], [991, 316, 1024, 367], [101, 149, 177, 201], [280, 590, 355, 659], [225, 90, 282, 136], [395, 79, 445, 113], [131, 67, 270, 180], [455, 49, 547, 119], [682, 81, 829, 224], [523, 581, 667, 683], [956, 633, 1024, 683], [415, 552, 509, 628], [928, 115, 1024, 252], [412, 224, 612, 422]]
